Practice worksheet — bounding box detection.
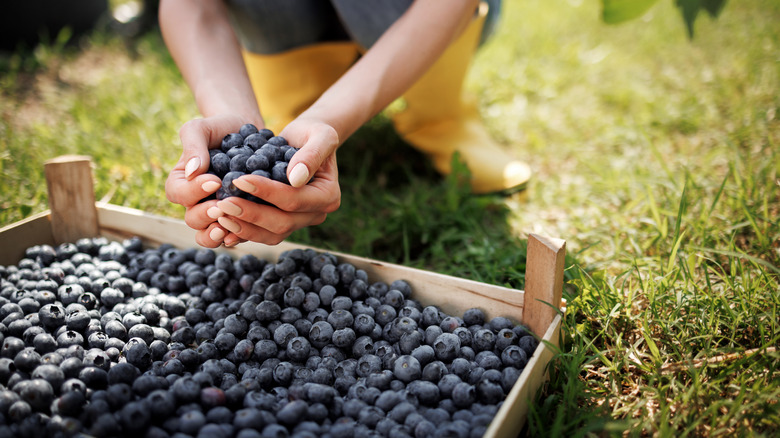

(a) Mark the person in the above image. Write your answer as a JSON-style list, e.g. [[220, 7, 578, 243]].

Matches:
[[160, 0, 531, 248]]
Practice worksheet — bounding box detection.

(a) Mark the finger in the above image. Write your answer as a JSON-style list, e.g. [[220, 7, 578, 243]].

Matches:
[[194, 222, 227, 248], [166, 172, 222, 207], [217, 215, 301, 246], [281, 125, 340, 188], [183, 199, 223, 231], [231, 165, 340, 214], [216, 198, 327, 237], [222, 233, 247, 248], [177, 116, 249, 180]]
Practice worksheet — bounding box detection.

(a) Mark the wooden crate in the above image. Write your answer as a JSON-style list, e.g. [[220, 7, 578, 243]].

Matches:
[[0, 156, 566, 437]]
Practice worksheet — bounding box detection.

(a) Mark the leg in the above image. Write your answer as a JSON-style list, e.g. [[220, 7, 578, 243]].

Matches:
[[390, 2, 531, 194]]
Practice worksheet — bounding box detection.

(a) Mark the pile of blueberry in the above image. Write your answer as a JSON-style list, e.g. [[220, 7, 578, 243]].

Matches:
[[205, 124, 300, 203], [0, 237, 538, 438]]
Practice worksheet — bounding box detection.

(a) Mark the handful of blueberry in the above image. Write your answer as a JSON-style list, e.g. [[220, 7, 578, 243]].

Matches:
[[0, 237, 538, 437], [205, 124, 300, 203]]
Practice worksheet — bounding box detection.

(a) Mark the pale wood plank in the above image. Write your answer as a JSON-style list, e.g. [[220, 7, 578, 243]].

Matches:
[[44, 155, 99, 244], [0, 211, 55, 266], [523, 234, 566, 340]]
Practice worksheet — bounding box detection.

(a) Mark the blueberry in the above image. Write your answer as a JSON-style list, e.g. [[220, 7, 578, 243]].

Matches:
[[453, 327, 473, 349], [52, 390, 86, 417], [272, 323, 298, 347], [222, 171, 247, 198], [56, 330, 84, 348], [355, 354, 382, 378], [273, 361, 295, 385], [286, 336, 311, 363], [399, 330, 422, 355], [437, 374, 462, 399], [230, 154, 250, 173], [518, 335, 539, 357], [383, 289, 405, 309], [500, 345, 528, 369], [246, 153, 270, 173], [375, 305, 397, 327], [38, 304, 65, 331], [221, 133, 244, 152], [123, 337, 152, 370], [319, 264, 339, 286], [318, 285, 337, 307], [472, 328, 495, 352], [244, 133, 267, 151], [332, 327, 356, 349], [387, 401, 417, 424], [407, 380, 440, 406], [239, 123, 259, 138], [284, 147, 298, 162], [233, 407, 266, 430], [261, 423, 290, 437], [107, 362, 140, 385], [17, 378, 54, 411], [179, 409, 207, 435], [440, 316, 462, 333], [432, 333, 460, 362], [476, 379, 505, 404], [476, 350, 502, 370], [13, 347, 41, 373], [255, 300, 281, 323], [393, 355, 422, 383], [462, 308, 485, 327], [451, 382, 477, 408]]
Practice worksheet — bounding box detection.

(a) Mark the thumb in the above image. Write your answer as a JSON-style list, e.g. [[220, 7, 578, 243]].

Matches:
[[284, 126, 339, 188], [178, 115, 248, 180], [178, 119, 215, 181]]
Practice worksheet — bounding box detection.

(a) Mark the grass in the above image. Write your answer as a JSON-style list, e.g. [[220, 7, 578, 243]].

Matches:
[[1, 0, 778, 436]]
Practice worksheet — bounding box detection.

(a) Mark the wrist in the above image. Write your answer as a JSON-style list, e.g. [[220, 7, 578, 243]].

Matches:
[[194, 79, 262, 124]]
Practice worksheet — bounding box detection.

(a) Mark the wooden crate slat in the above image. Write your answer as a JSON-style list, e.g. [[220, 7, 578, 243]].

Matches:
[[0, 211, 55, 266]]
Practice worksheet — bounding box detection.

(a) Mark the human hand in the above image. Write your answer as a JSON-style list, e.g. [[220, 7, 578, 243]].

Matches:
[[208, 117, 342, 245], [165, 114, 254, 248]]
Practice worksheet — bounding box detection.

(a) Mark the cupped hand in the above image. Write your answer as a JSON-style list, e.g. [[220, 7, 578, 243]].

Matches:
[[165, 114, 255, 248], [210, 118, 343, 245]]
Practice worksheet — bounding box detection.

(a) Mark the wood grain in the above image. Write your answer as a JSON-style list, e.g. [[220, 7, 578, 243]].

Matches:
[[523, 234, 566, 339], [44, 155, 99, 244]]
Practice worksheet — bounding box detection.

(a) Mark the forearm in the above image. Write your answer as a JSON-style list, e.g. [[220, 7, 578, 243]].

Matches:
[[159, 0, 261, 123], [300, 0, 479, 142]]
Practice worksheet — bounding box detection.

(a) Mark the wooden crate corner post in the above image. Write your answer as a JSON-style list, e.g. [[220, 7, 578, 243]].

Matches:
[[44, 155, 100, 244], [523, 233, 566, 339]]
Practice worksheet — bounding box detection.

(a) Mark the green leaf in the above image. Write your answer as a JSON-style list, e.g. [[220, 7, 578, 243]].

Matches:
[[676, 0, 726, 38], [702, 0, 727, 18], [676, 0, 701, 39], [601, 0, 660, 24]]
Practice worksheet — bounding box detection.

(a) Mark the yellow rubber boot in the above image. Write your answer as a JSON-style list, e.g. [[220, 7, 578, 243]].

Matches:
[[242, 42, 360, 135], [391, 4, 531, 194]]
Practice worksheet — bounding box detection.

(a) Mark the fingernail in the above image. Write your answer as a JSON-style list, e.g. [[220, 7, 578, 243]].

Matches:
[[209, 227, 225, 241], [233, 178, 256, 193], [217, 200, 242, 217], [207, 206, 223, 219], [218, 216, 241, 234], [185, 157, 200, 179], [202, 181, 221, 193], [224, 240, 240, 248], [288, 163, 309, 187]]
